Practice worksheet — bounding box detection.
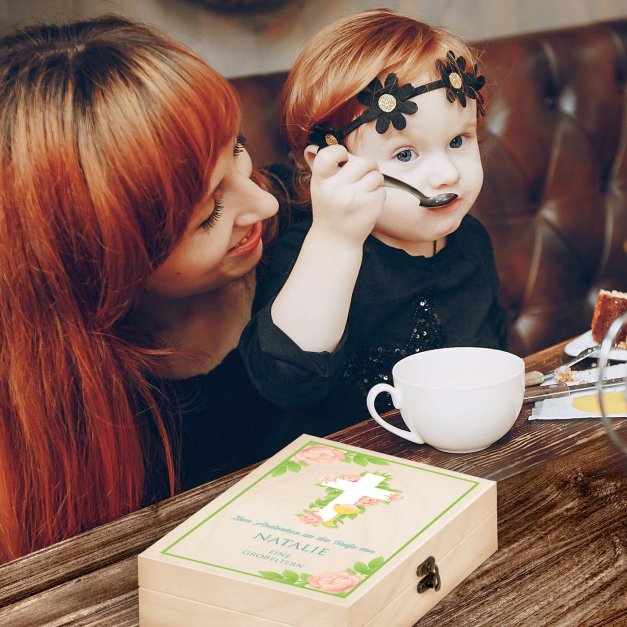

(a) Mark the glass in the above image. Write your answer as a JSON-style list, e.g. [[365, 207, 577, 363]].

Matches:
[[596, 311, 627, 454]]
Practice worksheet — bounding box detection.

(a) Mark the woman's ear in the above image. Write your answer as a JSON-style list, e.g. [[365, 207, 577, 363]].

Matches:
[[303, 145, 319, 171]]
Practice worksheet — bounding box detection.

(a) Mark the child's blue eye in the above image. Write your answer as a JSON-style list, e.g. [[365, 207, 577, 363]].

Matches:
[[394, 149, 416, 163], [450, 135, 464, 148]]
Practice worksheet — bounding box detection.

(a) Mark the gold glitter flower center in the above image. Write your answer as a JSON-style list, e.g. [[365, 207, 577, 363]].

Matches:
[[325, 134, 338, 145], [449, 72, 463, 89], [378, 94, 397, 113]]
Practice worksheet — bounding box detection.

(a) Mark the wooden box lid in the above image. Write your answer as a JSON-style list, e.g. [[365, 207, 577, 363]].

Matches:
[[139, 435, 497, 626]]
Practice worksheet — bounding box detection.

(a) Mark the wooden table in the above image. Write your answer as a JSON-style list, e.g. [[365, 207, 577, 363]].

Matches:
[[1, 341, 625, 626]]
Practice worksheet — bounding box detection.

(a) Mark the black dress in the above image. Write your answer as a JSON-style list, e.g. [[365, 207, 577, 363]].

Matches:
[[240, 209, 506, 437], [142, 349, 283, 505]]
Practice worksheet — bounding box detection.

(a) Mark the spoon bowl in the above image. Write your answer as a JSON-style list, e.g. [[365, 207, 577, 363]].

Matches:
[[382, 174, 457, 208]]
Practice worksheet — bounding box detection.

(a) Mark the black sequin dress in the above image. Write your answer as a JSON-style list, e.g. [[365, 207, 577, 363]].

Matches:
[[240, 207, 506, 440]]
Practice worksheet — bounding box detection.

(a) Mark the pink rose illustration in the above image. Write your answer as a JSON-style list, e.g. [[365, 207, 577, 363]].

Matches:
[[390, 493, 405, 501], [357, 496, 382, 506], [293, 445, 345, 464], [338, 473, 361, 482], [300, 512, 323, 525], [307, 571, 364, 594]]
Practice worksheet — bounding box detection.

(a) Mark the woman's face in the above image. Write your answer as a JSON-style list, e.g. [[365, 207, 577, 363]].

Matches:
[[146, 138, 279, 298]]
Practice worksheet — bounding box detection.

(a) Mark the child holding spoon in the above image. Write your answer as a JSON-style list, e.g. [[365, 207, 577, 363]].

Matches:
[[240, 9, 506, 434]]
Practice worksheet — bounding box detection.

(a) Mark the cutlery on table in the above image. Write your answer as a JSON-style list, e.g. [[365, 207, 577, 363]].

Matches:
[[523, 377, 624, 403], [525, 344, 602, 387], [382, 174, 457, 208], [548, 345, 601, 381]]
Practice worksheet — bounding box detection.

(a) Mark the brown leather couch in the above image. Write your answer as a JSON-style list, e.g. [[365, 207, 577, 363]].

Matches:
[[232, 19, 627, 356]]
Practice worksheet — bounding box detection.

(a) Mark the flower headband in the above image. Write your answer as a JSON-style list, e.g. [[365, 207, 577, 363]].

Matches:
[[309, 51, 486, 148]]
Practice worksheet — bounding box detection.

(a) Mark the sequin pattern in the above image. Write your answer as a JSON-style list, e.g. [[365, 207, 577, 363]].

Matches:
[[342, 293, 447, 410]]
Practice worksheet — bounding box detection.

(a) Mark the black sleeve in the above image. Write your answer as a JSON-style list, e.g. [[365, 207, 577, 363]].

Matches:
[[239, 222, 348, 410]]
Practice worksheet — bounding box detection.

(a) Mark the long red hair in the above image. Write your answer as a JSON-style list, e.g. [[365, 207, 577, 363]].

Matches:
[[0, 15, 240, 562], [280, 8, 486, 203]]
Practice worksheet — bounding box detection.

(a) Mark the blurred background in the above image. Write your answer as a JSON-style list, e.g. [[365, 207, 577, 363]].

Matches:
[[1, 0, 626, 78]]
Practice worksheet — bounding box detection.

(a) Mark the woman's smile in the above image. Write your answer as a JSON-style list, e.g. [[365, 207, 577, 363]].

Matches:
[[229, 221, 263, 256]]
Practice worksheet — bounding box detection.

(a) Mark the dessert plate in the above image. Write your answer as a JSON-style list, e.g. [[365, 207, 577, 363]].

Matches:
[[564, 330, 627, 361]]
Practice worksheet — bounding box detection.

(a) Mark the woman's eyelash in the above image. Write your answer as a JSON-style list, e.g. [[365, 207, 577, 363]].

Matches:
[[199, 200, 223, 231], [233, 134, 247, 156]]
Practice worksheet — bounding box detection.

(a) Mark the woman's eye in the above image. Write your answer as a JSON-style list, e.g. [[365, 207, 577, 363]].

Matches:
[[233, 134, 247, 156], [450, 135, 464, 149], [394, 148, 416, 163], [199, 200, 223, 231]]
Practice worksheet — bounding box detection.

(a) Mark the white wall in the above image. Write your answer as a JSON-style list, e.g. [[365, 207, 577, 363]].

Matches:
[[1, 0, 626, 77]]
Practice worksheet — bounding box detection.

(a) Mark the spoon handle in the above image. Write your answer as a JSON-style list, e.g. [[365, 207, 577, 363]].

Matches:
[[382, 174, 428, 202], [547, 345, 601, 381], [382, 173, 457, 207]]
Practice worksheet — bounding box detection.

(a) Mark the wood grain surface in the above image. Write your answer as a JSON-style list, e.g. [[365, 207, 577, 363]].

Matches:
[[0, 340, 625, 626]]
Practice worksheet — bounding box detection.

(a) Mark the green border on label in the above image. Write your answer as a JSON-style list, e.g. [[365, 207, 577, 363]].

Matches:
[[161, 440, 480, 598]]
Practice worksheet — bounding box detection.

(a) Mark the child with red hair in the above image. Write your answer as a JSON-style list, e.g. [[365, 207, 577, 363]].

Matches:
[[241, 9, 505, 434]]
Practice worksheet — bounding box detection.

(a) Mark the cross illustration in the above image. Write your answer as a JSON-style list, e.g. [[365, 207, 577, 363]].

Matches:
[[317, 473, 391, 523]]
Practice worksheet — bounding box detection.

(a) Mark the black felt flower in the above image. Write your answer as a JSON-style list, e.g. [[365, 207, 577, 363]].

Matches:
[[356, 73, 419, 134], [436, 51, 486, 116], [308, 124, 343, 148]]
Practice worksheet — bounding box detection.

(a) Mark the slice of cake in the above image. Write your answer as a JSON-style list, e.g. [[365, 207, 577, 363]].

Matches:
[[591, 289, 627, 347]]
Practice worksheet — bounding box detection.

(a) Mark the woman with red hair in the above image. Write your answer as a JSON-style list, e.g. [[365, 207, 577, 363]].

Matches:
[[0, 15, 279, 561]]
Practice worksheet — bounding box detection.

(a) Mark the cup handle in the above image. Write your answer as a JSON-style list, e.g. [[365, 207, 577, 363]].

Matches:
[[366, 383, 424, 444]]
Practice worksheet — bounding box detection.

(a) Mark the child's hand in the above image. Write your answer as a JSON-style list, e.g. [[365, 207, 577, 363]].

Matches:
[[309, 144, 384, 246], [270, 144, 383, 352]]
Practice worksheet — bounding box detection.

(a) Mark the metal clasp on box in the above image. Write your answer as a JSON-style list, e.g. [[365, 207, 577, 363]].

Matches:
[[416, 555, 441, 593]]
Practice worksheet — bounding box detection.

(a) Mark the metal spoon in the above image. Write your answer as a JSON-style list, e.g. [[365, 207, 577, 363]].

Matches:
[[525, 344, 602, 386], [548, 345, 601, 382], [382, 174, 458, 208]]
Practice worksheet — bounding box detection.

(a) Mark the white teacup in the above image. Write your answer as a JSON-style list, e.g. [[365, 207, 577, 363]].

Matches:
[[366, 347, 525, 453]]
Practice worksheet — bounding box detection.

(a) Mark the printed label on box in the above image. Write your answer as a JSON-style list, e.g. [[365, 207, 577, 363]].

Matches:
[[162, 440, 480, 598]]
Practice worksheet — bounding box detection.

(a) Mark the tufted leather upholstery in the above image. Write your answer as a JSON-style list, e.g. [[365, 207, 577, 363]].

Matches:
[[232, 19, 627, 356]]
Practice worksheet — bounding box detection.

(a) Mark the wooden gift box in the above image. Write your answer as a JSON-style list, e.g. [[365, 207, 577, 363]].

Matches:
[[138, 435, 497, 626]]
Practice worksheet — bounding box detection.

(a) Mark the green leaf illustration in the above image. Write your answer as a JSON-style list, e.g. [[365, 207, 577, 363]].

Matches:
[[352, 454, 368, 467], [259, 571, 287, 581], [368, 557, 385, 571], [270, 464, 287, 477], [286, 460, 301, 472], [353, 561, 369, 575], [282, 570, 299, 583], [364, 455, 389, 465]]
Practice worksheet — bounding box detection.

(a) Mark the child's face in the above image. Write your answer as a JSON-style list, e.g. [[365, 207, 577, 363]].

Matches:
[[146, 141, 278, 298], [346, 73, 483, 254]]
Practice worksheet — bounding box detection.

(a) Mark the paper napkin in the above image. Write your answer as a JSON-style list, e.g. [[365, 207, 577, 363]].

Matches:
[[529, 363, 626, 420]]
